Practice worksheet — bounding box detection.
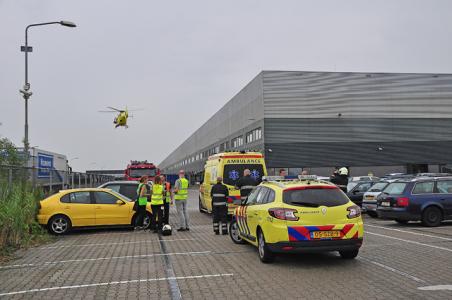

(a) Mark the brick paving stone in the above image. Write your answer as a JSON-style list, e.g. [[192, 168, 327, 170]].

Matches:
[[1, 190, 452, 299]]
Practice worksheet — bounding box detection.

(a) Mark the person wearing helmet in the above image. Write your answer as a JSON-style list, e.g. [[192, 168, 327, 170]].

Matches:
[[331, 167, 349, 192]]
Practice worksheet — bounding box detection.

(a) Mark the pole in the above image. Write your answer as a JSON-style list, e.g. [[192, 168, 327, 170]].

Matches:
[[21, 21, 76, 175]]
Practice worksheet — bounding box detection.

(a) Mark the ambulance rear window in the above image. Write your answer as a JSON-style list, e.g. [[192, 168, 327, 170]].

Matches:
[[223, 164, 264, 186], [283, 188, 349, 207]]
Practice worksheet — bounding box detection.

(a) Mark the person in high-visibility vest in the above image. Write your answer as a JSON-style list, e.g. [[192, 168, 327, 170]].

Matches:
[[135, 176, 149, 230], [174, 170, 190, 231], [161, 175, 173, 225], [149, 175, 164, 233]]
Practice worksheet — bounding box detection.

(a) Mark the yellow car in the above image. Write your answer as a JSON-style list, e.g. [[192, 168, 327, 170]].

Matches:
[[229, 176, 364, 263], [37, 188, 152, 235]]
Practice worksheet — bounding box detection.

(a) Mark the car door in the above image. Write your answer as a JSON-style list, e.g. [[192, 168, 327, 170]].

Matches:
[[237, 187, 260, 241], [246, 187, 269, 243], [93, 191, 131, 225], [348, 182, 373, 205], [411, 181, 437, 213], [435, 180, 452, 218], [60, 191, 95, 226]]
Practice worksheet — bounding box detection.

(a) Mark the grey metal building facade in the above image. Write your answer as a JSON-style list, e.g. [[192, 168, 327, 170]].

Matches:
[[160, 71, 452, 177]]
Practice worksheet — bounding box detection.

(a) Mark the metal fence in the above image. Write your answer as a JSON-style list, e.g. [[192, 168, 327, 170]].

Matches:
[[0, 164, 115, 193]]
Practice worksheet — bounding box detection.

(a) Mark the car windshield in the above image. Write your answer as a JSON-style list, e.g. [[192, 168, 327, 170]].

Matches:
[[129, 168, 157, 177], [383, 182, 407, 195], [283, 188, 350, 207], [223, 164, 264, 186], [109, 190, 133, 202], [368, 182, 389, 192]]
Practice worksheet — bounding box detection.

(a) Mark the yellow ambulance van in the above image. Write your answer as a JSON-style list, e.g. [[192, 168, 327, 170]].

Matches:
[[199, 151, 267, 215]]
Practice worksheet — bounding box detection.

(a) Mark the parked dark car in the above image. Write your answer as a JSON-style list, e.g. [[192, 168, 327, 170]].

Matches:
[[416, 173, 452, 177], [376, 177, 452, 227], [347, 180, 379, 207], [98, 181, 152, 201]]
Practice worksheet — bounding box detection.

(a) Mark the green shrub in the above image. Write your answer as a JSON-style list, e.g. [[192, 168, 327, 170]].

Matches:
[[0, 138, 51, 255], [0, 177, 49, 254]]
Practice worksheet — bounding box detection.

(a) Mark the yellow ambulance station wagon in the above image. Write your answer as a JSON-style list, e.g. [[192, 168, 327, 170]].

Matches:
[[199, 151, 268, 215], [229, 176, 364, 263]]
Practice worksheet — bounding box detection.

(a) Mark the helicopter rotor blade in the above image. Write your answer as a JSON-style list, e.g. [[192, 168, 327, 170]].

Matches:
[[126, 108, 145, 112], [107, 107, 124, 112]]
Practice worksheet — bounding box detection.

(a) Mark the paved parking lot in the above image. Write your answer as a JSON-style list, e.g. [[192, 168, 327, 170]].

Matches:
[[1, 189, 452, 299]]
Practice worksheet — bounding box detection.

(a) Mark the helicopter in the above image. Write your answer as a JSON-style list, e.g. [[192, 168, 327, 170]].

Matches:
[[98, 107, 141, 128]]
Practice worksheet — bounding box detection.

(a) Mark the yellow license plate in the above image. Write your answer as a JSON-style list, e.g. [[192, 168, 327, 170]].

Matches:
[[312, 231, 341, 239]]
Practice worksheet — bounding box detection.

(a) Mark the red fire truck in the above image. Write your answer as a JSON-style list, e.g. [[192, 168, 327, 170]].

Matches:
[[124, 160, 160, 181]]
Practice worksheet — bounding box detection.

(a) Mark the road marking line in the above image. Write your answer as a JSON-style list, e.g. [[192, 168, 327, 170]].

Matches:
[[0, 273, 234, 297], [158, 232, 182, 300], [365, 231, 452, 253], [0, 251, 211, 270], [418, 285, 452, 291], [366, 224, 452, 241], [359, 257, 426, 283], [40, 239, 196, 249]]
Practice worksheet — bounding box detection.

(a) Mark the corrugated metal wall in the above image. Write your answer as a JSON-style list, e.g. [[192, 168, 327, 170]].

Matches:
[[263, 71, 452, 168], [263, 71, 452, 118]]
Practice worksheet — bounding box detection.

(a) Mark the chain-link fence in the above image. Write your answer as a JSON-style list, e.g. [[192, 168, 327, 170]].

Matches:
[[0, 164, 115, 194]]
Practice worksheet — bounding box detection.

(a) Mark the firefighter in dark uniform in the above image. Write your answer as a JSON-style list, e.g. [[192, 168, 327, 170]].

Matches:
[[210, 176, 229, 235], [235, 169, 258, 204], [330, 167, 349, 193]]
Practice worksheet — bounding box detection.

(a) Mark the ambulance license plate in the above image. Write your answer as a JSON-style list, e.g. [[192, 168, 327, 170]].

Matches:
[[311, 231, 341, 239]]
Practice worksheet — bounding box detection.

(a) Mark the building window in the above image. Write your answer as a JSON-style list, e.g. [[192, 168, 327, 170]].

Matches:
[[232, 136, 243, 148], [246, 128, 262, 144], [246, 131, 253, 144], [256, 128, 262, 140]]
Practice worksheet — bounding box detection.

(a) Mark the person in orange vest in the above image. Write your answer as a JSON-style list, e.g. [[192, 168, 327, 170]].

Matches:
[[161, 175, 173, 225]]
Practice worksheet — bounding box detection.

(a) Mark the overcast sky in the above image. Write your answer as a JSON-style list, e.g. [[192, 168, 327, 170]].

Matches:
[[1, 0, 452, 172]]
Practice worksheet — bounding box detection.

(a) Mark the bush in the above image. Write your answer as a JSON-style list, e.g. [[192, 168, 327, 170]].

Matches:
[[0, 182, 49, 253], [0, 137, 51, 255]]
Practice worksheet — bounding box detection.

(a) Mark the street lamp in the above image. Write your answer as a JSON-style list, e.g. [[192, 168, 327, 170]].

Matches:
[[20, 20, 76, 163]]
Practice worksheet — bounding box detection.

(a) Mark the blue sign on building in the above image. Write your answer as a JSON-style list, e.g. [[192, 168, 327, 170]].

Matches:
[[37, 153, 54, 178]]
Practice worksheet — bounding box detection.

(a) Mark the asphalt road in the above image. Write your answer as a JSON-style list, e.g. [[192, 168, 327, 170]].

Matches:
[[1, 189, 452, 299]]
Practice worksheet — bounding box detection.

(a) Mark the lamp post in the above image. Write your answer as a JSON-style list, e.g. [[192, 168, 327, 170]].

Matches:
[[20, 20, 76, 163]]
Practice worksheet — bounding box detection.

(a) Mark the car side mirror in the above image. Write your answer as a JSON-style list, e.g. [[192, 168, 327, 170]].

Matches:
[[116, 200, 125, 205]]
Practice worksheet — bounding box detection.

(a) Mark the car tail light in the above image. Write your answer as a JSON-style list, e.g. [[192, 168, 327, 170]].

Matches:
[[347, 205, 361, 219], [396, 197, 409, 207], [268, 208, 299, 221]]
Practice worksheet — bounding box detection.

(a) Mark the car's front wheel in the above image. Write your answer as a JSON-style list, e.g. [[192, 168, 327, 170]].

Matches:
[[257, 229, 275, 263], [48, 215, 71, 235], [229, 219, 245, 244], [339, 249, 359, 259], [143, 212, 152, 229], [422, 206, 442, 227]]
